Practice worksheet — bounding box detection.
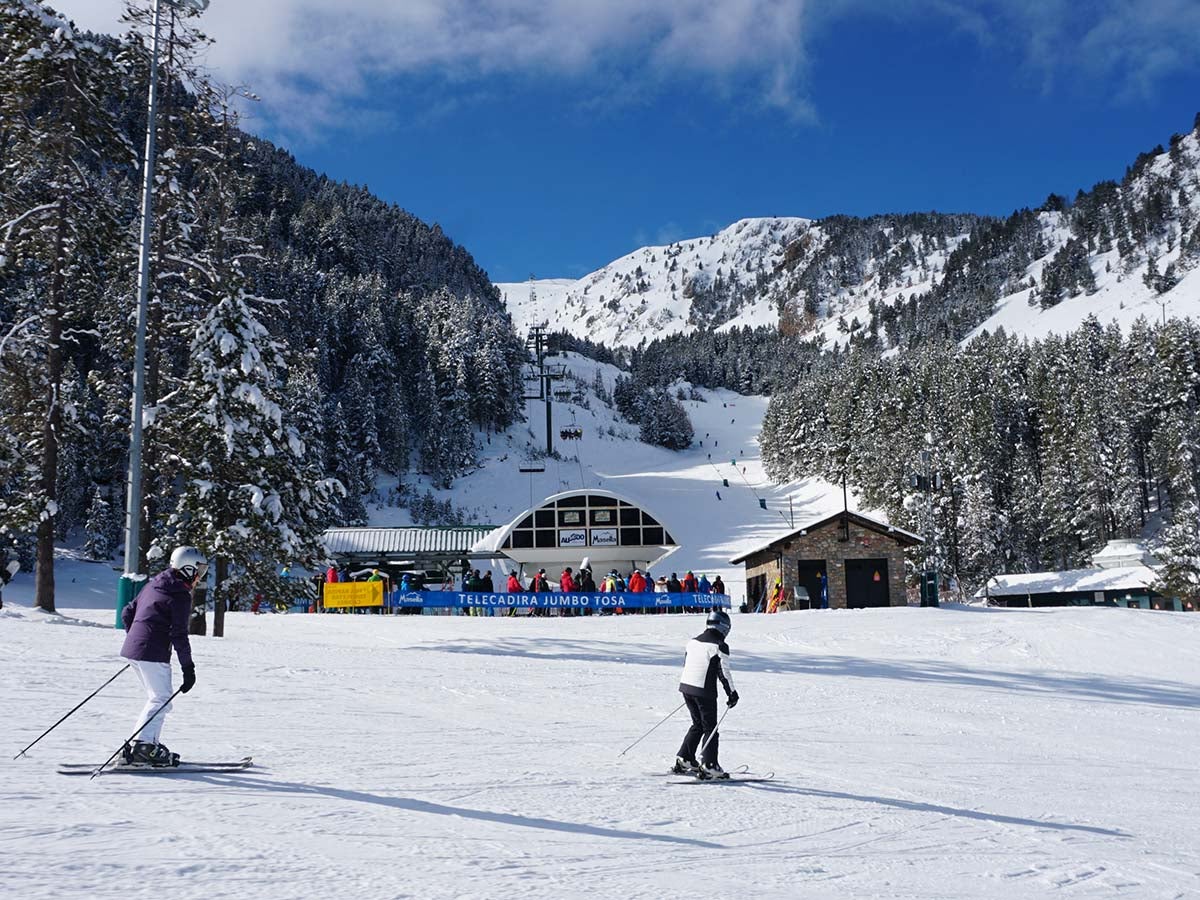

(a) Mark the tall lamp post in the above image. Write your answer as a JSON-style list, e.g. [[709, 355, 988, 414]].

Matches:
[[909, 449, 942, 607], [117, 0, 211, 627]]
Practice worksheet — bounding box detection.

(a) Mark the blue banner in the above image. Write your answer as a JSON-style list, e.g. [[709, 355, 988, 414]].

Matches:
[[386, 591, 731, 610]]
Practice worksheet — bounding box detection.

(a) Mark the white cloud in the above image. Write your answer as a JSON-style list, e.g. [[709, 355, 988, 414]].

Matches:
[[47, 0, 1200, 143]]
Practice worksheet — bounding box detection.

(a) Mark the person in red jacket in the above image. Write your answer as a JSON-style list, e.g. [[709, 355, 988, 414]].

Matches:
[[681, 571, 699, 593], [560, 567, 576, 591], [506, 572, 522, 592], [627, 569, 646, 593]]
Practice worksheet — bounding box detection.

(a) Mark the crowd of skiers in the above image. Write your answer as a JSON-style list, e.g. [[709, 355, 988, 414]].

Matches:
[[499, 566, 726, 597], [310, 561, 730, 617]]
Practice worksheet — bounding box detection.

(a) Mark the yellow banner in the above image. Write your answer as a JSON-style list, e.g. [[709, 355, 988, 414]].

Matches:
[[323, 581, 384, 608]]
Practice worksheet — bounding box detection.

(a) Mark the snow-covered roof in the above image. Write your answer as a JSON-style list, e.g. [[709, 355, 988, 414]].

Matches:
[[976, 565, 1160, 598], [324, 527, 497, 559], [1090, 539, 1161, 570], [728, 510, 922, 564]]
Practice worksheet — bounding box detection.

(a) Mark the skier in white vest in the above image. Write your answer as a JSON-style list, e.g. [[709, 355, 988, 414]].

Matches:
[[672, 609, 738, 778]]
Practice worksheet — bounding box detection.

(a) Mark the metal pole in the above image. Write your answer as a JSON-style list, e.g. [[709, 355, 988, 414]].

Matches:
[[617, 701, 686, 757], [122, 0, 164, 581], [696, 704, 732, 761], [90, 687, 183, 779], [545, 372, 553, 456], [13, 665, 130, 759]]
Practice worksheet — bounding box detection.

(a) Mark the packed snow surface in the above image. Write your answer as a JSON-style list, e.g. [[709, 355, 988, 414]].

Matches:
[[3, 583, 1198, 899]]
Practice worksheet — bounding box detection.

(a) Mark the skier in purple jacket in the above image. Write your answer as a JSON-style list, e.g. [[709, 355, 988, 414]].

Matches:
[[119, 546, 206, 766]]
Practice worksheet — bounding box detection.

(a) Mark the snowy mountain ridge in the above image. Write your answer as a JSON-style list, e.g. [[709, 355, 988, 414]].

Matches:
[[500, 118, 1200, 350], [498, 217, 814, 348]]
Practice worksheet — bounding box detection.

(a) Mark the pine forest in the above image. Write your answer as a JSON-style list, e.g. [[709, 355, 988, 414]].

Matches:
[[4, 0, 1200, 615]]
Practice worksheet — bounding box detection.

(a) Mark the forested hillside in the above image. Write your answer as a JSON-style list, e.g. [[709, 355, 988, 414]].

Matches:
[[0, 0, 526, 612], [582, 117, 1200, 601], [758, 318, 1200, 600]]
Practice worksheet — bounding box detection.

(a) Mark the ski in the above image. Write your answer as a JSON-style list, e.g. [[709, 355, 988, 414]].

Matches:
[[647, 764, 751, 777], [666, 771, 775, 784], [57, 756, 253, 776]]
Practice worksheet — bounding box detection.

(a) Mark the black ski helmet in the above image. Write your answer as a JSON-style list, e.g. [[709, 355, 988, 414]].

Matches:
[[706, 609, 732, 636]]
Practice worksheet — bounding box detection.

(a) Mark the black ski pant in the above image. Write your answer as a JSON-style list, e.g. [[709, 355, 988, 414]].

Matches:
[[677, 693, 719, 766]]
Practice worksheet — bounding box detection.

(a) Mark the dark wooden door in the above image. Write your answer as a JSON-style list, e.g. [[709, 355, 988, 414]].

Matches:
[[746, 574, 768, 612], [845, 558, 889, 608]]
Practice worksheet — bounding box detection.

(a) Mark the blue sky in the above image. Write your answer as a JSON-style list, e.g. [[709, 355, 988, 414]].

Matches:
[[54, 1, 1200, 283]]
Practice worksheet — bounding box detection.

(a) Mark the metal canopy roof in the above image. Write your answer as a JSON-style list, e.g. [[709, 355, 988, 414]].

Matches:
[[471, 488, 681, 575], [323, 527, 500, 564]]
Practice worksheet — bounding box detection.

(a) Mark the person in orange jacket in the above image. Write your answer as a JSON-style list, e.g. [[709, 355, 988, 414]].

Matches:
[[681, 571, 699, 593], [627, 569, 646, 593]]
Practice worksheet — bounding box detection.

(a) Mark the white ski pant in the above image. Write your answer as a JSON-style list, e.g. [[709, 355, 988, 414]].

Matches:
[[126, 659, 173, 745]]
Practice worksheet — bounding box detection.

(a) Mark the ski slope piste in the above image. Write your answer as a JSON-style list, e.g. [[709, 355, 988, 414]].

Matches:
[[3, 565, 1199, 900]]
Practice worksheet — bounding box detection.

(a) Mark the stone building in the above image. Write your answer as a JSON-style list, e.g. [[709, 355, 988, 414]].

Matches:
[[729, 511, 922, 610]]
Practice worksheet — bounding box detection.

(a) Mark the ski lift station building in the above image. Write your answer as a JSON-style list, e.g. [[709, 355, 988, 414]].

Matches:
[[472, 488, 681, 579]]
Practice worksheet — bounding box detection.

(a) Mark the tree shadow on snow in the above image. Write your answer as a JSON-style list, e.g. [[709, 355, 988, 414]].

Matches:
[[413, 638, 681, 670], [747, 782, 1130, 838], [414, 637, 1200, 711], [191, 772, 723, 849]]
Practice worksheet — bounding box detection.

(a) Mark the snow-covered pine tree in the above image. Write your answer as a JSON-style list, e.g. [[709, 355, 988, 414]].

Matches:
[[638, 392, 694, 450], [154, 288, 339, 635], [83, 485, 121, 560], [1154, 499, 1200, 605], [0, 0, 133, 611]]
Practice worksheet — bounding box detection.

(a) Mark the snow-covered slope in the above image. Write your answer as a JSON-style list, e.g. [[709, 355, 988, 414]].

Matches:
[[500, 125, 1200, 351], [364, 351, 856, 601], [498, 218, 813, 348], [3, 588, 1198, 899], [498, 216, 976, 351]]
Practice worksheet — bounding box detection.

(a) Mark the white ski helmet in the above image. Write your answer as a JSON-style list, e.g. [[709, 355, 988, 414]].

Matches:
[[169, 546, 208, 583]]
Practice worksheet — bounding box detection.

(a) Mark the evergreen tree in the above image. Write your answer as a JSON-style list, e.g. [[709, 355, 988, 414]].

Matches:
[[639, 393, 694, 450], [0, 1, 132, 611], [153, 289, 340, 635]]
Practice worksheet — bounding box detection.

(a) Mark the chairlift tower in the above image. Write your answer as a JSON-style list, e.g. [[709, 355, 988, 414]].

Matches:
[[523, 323, 566, 456]]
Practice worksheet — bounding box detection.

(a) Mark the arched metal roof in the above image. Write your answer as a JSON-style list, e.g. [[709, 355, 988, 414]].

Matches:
[[473, 489, 679, 569]]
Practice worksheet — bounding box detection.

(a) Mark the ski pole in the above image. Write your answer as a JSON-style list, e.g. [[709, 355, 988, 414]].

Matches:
[[618, 700, 686, 757], [13, 664, 130, 759], [90, 687, 182, 779], [696, 704, 732, 761]]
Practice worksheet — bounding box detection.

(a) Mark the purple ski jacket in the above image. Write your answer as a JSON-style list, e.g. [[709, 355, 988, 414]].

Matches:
[[121, 568, 194, 668]]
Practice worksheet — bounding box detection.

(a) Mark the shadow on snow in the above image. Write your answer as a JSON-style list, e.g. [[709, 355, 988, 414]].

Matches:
[[747, 783, 1131, 838], [190, 772, 723, 849], [413, 638, 1200, 710]]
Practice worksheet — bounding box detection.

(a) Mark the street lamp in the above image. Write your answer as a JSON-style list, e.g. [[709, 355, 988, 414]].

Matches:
[[909, 449, 942, 607], [118, 0, 211, 627]]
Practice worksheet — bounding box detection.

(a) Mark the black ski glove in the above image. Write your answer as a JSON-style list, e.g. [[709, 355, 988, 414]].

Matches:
[[181, 664, 196, 694], [727, 691, 739, 708]]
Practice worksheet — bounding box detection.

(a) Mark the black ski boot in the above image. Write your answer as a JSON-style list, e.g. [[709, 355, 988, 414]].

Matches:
[[699, 762, 730, 780], [671, 756, 699, 775], [123, 741, 179, 767]]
